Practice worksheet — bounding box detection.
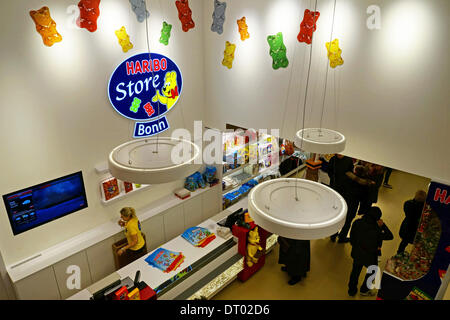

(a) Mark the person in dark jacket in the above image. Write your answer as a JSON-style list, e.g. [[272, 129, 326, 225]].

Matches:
[[328, 155, 376, 243], [397, 190, 427, 254], [358, 164, 384, 215], [278, 236, 311, 285], [348, 207, 393, 296]]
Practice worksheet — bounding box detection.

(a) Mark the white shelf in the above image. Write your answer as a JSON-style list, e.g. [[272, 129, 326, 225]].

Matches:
[[222, 163, 253, 178], [222, 166, 276, 195], [101, 184, 151, 205]]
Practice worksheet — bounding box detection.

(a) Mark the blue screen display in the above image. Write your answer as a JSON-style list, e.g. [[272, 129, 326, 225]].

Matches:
[[2, 171, 88, 235]]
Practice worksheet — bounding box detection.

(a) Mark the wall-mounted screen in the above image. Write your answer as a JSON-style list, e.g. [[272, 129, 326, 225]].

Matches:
[[2, 171, 88, 235]]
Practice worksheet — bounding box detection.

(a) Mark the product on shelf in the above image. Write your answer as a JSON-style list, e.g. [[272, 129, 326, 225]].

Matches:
[[267, 32, 289, 69], [102, 178, 120, 201], [174, 188, 191, 200], [203, 166, 217, 185], [175, 0, 195, 32], [29, 6, 62, 47], [182, 227, 216, 247], [326, 38, 344, 68], [145, 248, 185, 273], [129, 0, 149, 23], [297, 9, 320, 44], [184, 175, 198, 192], [237, 16, 250, 41], [211, 0, 226, 35], [115, 26, 133, 53], [222, 41, 236, 69], [159, 21, 172, 45], [77, 0, 101, 32]]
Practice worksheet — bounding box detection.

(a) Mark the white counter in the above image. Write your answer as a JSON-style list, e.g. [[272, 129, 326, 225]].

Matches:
[[68, 206, 239, 300]]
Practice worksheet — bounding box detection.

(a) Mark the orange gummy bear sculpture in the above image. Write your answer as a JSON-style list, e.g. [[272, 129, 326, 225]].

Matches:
[[297, 9, 320, 45], [29, 6, 62, 47], [237, 17, 249, 41], [175, 0, 195, 32], [77, 0, 101, 32]]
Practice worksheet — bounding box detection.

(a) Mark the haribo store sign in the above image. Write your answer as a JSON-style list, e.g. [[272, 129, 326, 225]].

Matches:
[[108, 52, 183, 138]]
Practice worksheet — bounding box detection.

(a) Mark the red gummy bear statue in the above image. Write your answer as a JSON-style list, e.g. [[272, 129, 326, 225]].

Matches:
[[77, 0, 101, 32], [175, 0, 195, 32], [297, 9, 320, 44]]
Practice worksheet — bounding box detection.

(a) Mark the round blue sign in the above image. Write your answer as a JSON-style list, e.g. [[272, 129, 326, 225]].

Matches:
[[108, 52, 183, 121]]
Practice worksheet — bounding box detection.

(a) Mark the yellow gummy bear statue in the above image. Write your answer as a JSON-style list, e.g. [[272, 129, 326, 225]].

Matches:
[[29, 6, 62, 47], [222, 41, 236, 69], [115, 26, 134, 53], [325, 38, 344, 69], [246, 227, 263, 267]]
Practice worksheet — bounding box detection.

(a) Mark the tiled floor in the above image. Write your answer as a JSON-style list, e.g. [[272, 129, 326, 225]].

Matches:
[[213, 169, 431, 300]]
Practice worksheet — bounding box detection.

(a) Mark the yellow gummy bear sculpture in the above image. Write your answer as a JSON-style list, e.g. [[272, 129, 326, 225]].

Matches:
[[29, 6, 62, 47], [222, 41, 236, 69], [325, 38, 344, 68], [237, 17, 250, 41], [246, 227, 263, 267], [115, 26, 134, 53]]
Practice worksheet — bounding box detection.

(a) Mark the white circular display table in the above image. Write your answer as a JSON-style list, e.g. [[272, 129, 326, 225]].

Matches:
[[109, 137, 201, 184], [294, 128, 346, 154], [248, 178, 347, 240]]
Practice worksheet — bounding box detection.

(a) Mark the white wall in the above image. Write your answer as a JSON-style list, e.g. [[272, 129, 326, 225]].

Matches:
[[0, 0, 206, 265], [203, 0, 450, 182]]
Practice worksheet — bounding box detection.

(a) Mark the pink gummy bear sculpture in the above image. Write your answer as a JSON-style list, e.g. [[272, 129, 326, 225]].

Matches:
[[297, 9, 320, 44], [175, 0, 195, 32]]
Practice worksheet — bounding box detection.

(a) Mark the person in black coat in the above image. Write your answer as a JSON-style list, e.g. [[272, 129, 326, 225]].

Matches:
[[348, 206, 393, 296], [278, 236, 311, 285], [397, 190, 427, 254], [328, 155, 376, 243]]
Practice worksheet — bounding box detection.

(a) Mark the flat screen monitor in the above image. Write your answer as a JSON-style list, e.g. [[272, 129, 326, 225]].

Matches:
[[2, 171, 88, 235]]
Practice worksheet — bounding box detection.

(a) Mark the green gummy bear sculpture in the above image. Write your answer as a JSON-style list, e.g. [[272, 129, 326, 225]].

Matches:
[[267, 32, 289, 70], [130, 97, 142, 113], [160, 21, 172, 45]]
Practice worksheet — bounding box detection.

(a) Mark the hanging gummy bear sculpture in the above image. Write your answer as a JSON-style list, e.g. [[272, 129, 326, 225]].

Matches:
[[129, 0, 149, 23], [237, 17, 249, 41], [297, 9, 320, 44], [160, 21, 172, 45], [175, 0, 195, 32], [325, 39, 344, 68], [222, 41, 236, 69], [29, 6, 62, 47], [211, 0, 226, 35], [77, 0, 101, 32], [267, 32, 289, 70], [115, 26, 133, 53]]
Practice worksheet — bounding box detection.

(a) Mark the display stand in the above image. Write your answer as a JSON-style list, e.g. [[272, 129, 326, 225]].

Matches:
[[377, 181, 450, 300], [232, 222, 270, 282]]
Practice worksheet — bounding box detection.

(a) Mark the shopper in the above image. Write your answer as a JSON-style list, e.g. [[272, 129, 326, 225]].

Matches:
[[397, 190, 427, 254], [383, 167, 393, 189], [328, 155, 376, 243], [348, 207, 393, 296], [358, 163, 384, 215], [278, 236, 310, 285], [117, 207, 147, 261]]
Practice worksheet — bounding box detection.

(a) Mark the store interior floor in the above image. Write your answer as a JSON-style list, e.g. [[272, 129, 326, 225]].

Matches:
[[213, 169, 431, 300]]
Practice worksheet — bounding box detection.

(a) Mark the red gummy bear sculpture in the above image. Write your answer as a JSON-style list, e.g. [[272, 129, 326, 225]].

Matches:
[[175, 0, 195, 32], [77, 0, 101, 32], [297, 9, 320, 44]]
